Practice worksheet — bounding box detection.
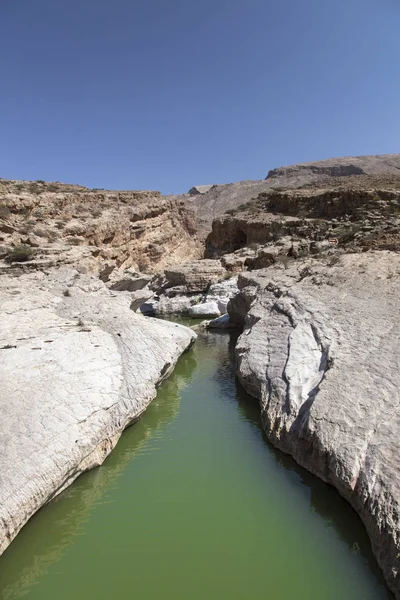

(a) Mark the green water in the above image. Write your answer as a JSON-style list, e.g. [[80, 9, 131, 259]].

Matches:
[[0, 329, 391, 599]]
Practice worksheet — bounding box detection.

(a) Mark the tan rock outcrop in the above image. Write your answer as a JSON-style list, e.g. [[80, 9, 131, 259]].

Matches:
[[163, 259, 227, 293], [0, 179, 201, 278], [176, 155, 400, 240], [206, 185, 400, 260]]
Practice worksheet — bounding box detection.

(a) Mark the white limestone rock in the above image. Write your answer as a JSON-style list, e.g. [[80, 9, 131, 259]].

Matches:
[[188, 301, 221, 318], [188, 277, 239, 319], [0, 267, 196, 555], [230, 252, 400, 598], [141, 294, 202, 316]]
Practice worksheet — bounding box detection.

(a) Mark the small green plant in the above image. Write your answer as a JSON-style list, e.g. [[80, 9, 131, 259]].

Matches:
[[221, 271, 232, 280], [36, 180, 45, 184], [66, 237, 82, 245], [0, 204, 11, 219], [5, 244, 35, 263], [74, 204, 87, 214], [32, 227, 48, 238], [28, 183, 42, 195], [236, 202, 251, 212]]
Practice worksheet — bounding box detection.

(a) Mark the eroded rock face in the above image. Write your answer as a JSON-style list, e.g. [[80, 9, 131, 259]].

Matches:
[[230, 252, 400, 597], [0, 267, 196, 555], [206, 186, 400, 259], [176, 155, 400, 240], [145, 270, 239, 319], [0, 179, 201, 278], [163, 260, 227, 293]]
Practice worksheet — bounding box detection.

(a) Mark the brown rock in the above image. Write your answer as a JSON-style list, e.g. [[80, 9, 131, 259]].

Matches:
[[164, 259, 227, 293]]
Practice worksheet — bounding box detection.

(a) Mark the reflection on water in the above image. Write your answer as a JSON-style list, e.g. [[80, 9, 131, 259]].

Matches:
[[0, 327, 392, 600], [0, 350, 197, 600]]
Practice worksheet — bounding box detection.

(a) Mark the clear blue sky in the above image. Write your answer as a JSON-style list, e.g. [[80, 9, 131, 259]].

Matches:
[[1, 0, 399, 194]]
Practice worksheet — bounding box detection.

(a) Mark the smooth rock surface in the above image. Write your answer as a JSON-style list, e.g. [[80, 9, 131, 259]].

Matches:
[[206, 314, 236, 329], [129, 287, 154, 311], [0, 268, 196, 555], [188, 301, 220, 318], [108, 269, 152, 292], [230, 252, 400, 597]]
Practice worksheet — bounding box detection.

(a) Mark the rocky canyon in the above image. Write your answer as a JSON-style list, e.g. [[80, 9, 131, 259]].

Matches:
[[1, 154, 400, 597]]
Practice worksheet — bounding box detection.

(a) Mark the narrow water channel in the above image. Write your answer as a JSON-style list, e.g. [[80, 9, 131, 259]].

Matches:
[[0, 328, 391, 599]]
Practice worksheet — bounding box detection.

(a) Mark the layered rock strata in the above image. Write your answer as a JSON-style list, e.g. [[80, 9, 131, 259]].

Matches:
[[0, 179, 201, 278], [176, 154, 400, 239], [206, 184, 400, 261]]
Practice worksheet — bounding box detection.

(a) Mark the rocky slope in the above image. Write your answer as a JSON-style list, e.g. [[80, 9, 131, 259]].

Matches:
[[205, 177, 400, 260], [266, 153, 400, 186], [0, 267, 196, 555], [229, 253, 400, 597], [176, 154, 400, 239], [0, 178, 201, 279], [181, 180, 274, 239]]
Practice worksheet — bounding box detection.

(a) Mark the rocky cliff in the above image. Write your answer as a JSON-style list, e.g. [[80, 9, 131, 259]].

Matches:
[[229, 253, 400, 597], [205, 176, 400, 259], [0, 178, 201, 279], [2, 156, 400, 598], [176, 154, 400, 239]]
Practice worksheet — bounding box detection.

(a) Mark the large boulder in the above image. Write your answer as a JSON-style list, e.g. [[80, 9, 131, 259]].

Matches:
[[141, 294, 202, 316], [0, 268, 196, 555], [149, 275, 240, 319], [163, 259, 226, 293], [188, 301, 220, 318], [230, 252, 400, 597], [108, 269, 152, 292], [207, 314, 236, 329]]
